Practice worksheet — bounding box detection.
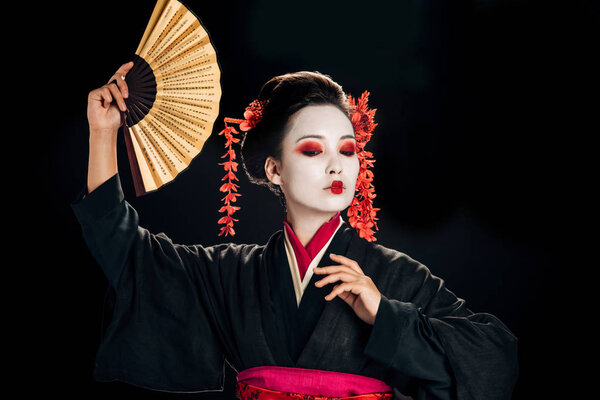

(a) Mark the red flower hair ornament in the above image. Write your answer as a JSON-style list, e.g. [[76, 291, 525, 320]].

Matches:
[[217, 91, 379, 242], [346, 91, 380, 242], [216, 100, 266, 237]]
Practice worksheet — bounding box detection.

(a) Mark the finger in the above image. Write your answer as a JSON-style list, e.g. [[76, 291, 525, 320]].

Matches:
[[329, 254, 362, 272], [329, 253, 363, 274], [108, 74, 129, 99], [325, 282, 359, 301], [107, 81, 127, 111], [107, 61, 134, 97], [115, 61, 135, 76], [89, 87, 109, 102], [314, 271, 356, 287], [97, 87, 113, 109], [106, 81, 127, 112], [314, 265, 356, 275]]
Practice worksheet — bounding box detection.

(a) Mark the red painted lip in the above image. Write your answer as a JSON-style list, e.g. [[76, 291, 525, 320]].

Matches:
[[326, 180, 344, 194]]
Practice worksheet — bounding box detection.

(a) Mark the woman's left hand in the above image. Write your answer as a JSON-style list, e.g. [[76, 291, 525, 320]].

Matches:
[[314, 254, 381, 325]]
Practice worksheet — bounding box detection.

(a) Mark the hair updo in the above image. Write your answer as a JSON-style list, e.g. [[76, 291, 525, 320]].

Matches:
[[240, 71, 352, 208]]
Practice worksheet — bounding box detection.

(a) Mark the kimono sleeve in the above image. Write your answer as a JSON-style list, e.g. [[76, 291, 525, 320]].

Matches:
[[364, 293, 455, 400], [421, 273, 519, 400], [365, 248, 518, 400], [70, 173, 231, 393]]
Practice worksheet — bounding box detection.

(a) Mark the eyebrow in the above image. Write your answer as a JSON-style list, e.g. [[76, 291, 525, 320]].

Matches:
[[295, 134, 356, 143]]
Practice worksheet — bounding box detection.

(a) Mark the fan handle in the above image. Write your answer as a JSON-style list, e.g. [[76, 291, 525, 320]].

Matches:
[[109, 78, 147, 197], [120, 113, 147, 197]]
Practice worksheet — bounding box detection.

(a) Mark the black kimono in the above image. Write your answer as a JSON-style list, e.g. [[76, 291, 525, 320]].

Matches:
[[71, 173, 518, 400]]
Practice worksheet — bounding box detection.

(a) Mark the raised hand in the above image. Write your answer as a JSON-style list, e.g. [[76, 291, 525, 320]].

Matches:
[[314, 253, 382, 325], [87, 61, 134, 137], [85, 61, 134, 194]]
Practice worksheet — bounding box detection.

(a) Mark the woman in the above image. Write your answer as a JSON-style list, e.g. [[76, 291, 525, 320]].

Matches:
[[72, 62, 518, 400]]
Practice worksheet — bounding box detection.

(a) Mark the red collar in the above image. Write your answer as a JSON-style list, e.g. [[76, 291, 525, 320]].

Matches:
[[283, 212, 341, 281]]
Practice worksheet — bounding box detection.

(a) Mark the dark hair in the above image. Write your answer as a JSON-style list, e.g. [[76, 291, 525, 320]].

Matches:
[[240, 71, 352, 208]]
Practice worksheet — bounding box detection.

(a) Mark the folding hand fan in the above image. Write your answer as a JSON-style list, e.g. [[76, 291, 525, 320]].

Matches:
[[116, 0, 221, 196]]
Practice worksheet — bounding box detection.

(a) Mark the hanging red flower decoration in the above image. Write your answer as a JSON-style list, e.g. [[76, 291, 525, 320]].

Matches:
[[347, 91, 380, 242], [217, 99, 266, 237], [217, 124, 241, 237]]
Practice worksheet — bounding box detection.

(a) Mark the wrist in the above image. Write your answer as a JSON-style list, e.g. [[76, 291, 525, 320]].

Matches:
[[89, 131, 118, 153], [89, 127, 118, 142]]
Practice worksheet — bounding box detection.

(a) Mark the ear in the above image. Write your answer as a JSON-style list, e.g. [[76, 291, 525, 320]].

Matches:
[[265, 156, 282, 186]]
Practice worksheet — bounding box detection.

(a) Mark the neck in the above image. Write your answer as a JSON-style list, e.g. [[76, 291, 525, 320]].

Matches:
[[285, 206, 338, 248]]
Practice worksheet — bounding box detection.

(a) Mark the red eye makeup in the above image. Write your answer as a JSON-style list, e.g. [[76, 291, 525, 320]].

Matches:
[[294, 140, 357, 157], [339, 141, 356, 155], [295, 141, 323, 156]]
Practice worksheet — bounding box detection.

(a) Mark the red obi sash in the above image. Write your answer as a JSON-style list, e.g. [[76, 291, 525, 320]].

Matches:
[[236, 366, 393, 400]]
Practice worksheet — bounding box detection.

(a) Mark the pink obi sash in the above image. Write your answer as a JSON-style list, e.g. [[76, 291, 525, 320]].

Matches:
[[236, 366, 393, 398]]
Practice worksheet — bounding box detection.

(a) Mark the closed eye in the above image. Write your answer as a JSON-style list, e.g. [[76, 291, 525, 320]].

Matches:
[[295, 140, 356, 157], [302, 150, 322, 156], [296, 141, 323, 156], [340, 142, 357, 156]]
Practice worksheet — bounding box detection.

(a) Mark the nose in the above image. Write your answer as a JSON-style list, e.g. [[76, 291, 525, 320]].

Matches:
[[326, 152, 343, 175]]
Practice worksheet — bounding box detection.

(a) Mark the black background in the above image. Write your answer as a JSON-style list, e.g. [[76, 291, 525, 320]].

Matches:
[[20, 0, 597, 398]]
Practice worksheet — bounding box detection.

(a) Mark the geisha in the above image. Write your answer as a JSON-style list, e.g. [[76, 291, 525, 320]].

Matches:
[[72, 62, 518, 400]]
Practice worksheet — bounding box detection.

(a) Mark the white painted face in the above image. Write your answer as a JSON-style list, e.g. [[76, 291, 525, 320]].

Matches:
[[265, 104, 360, 217]]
